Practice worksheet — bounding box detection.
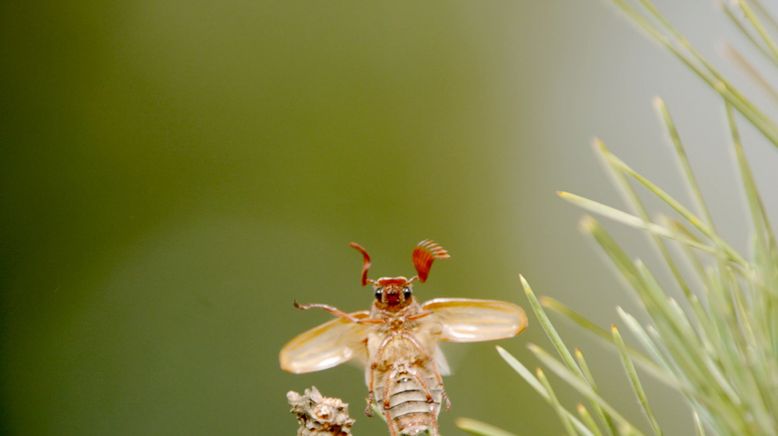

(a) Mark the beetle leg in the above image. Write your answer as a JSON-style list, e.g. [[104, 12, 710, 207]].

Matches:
[[408, 367, 435, 405], [356, 318, 385, 325], [407, 310, 433, 321], [364, 361, 378, 416], [399, 332, 446, 406], [366, 334, 393, 416], [371, 333, 395, 379], [428, 420, 441, 436], [378, 369, 398, 436], [427, 361, 450, 410], [404, 334, 450, 411], [364, 394, 374, 417], [382, 368, 396, 410], [385, 413, 398, 436], [427, 415, 441, 436], [402, 333, 431, 361], [292, 300, 363, 323], [397, 332, 450, 410]]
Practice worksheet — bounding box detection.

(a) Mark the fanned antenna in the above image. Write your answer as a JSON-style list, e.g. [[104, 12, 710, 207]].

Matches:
[[412, 240, 450, 283]]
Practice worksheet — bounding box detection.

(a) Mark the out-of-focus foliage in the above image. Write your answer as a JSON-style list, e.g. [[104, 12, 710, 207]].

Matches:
[[464, 1, 778, 435]]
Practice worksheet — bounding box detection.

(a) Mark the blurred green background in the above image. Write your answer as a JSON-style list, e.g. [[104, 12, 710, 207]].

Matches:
[[3, 0, 775, 434]]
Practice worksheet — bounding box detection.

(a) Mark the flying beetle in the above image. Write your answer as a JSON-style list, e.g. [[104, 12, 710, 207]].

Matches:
[[279, 240, 527, 436]]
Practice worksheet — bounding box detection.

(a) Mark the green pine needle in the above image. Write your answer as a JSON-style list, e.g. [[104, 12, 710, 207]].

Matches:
[[463, 2, 778, 435]]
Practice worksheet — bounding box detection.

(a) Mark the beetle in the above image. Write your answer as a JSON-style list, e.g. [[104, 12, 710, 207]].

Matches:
[[279, 240, 527, 436]]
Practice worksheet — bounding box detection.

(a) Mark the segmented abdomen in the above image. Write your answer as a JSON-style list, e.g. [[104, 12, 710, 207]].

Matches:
[[375, 364, 442, 436]]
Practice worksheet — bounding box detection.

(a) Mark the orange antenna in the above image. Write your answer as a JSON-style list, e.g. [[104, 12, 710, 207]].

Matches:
[[412, 239, 450, 283], [349, 242, 373, 286]]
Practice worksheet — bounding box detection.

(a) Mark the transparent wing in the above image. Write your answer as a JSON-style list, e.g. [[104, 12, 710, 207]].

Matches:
[[280, 311, 370, 374], [422, 298, 527, 342], [432, 344, 451, 376]]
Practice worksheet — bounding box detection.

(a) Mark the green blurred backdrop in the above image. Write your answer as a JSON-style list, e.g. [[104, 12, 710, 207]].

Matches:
[[3, 0, 772, 434]]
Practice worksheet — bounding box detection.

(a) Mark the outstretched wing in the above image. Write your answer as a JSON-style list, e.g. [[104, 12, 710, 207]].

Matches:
[[280, 311, 371, 374], [422, 298, 527, 342]]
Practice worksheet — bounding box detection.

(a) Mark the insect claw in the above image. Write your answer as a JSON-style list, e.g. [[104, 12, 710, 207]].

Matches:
[[365, 390, 375, 417], [364, 395, 375, 417], [443, 392, 451, 410], [292, 299, 306, 310]]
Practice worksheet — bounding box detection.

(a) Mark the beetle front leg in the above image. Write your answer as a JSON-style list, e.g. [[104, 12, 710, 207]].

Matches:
[[407, 310, 433, 321], [293, 300, 384, 325], [292, 300, 362, 323]]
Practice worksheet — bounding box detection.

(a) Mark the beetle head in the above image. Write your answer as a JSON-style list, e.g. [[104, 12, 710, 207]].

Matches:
[[349, 240, 450, 310], [372, 276, 414, 310]]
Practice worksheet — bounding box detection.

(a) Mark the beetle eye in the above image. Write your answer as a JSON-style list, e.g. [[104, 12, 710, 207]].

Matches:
[[403, 287, 411, 299], [374, 287, 383, 301]]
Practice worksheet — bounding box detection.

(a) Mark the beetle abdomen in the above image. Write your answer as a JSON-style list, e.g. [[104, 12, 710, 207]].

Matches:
[[376, 369, 442, 435]]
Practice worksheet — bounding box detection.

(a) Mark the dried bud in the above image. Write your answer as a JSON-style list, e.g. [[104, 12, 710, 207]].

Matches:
[[287, 386, 354, 436]]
